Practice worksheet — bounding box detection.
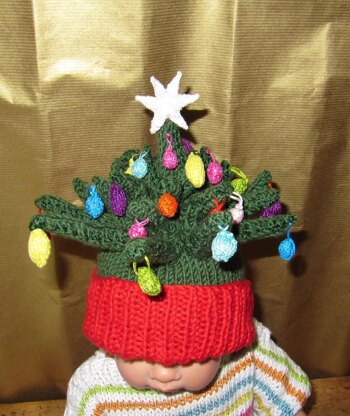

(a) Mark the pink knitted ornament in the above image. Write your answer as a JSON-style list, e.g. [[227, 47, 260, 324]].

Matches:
[[229, 192, 244, 224], [128, 218, 150, 239], [206, 149, 223, 184], [162, 133, 179, 170]]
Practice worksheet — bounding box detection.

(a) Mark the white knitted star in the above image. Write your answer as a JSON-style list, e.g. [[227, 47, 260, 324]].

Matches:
[[135, 71, 199, 134]]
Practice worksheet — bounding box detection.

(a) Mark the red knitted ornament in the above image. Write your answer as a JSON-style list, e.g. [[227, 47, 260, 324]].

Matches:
[[157, 193, 178, 218]]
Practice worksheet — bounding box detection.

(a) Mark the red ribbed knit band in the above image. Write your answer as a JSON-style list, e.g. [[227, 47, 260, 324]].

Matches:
[[83, 268, 255, 366]]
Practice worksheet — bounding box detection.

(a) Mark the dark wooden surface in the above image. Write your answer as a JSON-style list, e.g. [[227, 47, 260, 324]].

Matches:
[[0, 377, 349, 415]]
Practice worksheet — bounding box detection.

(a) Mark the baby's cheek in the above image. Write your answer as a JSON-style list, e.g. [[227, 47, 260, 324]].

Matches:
[[115, 359, 149, 389], [182, 361, 221, 392]]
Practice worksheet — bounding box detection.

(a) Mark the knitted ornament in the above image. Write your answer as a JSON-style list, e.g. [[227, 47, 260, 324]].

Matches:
[[128, 218, 149, 239], [231, 166, 249, 194], [210, 198, 225, 214], [185, 151, 205, 188], [28, 228, 51, 268], [86, 185, 104, 219], [110, 183, 127, 217], [133, 256, 161, 296], [125, 155, 137, 175], [278, 227, 296, 261], [212, 225, 238, 262], [29, 72, 297, 366], [206, 149, 223, 184], [229, 192, 244, 224], [261, 200, 282, 217], [157, 193, 178, 218], [131, 152, 148, 178], [182, 137, 194, 153], [162, 133, 179, 169]]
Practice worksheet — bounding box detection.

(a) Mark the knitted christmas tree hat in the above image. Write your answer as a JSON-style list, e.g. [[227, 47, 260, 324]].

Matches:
[[28, 72, 296, 366]]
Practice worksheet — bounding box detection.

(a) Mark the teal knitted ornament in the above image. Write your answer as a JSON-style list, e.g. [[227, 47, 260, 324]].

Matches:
[[278, 228, 296, 261], [211, 225, 238, 262], [86, 185, 104, 219], [131, 152, 148, 178]]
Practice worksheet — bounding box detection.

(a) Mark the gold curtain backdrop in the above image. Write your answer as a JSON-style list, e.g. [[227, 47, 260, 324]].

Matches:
[[1, 0, 349, 403]]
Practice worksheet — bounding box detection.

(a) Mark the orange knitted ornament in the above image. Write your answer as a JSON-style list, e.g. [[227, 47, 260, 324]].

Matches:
[[157, 193, 178, 218]]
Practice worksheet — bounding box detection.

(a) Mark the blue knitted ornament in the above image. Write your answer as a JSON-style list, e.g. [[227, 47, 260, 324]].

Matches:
[[278, 228, 296, 260], [211, 225, 238, 262], [86, 185, 104, 219], [131, 152, 148, 178]]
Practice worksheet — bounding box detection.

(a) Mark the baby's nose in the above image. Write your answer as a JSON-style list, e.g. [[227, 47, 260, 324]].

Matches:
[[149, 364, 180, 383]]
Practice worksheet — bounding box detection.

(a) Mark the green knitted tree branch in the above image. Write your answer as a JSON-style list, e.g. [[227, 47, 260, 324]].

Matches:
[[151, 121, 193, 203], [134, 145, 160, 199], [125, 199, 163, 226], [181, 181, 232, 224], [157, 120, 187, 169], [243, 188, 280, 216], [242, 171, 280, 215], [29, 214, 127, 250], [110, 148, 139, 181], [156, 120, 202, 201], [35, 195, 88, 221], [220, 160, 233, 181], [92, 176, 112, 210], [34, 195, 127, 230], [110, 172, 148, 202], [247, 170, 272, 189], [121, 237, 177, 264], [199, 146, 211, 168], [73, 177, 89, 201], [184, 211, 296, 258], [236, 214, 297, 242], [185, 211, 232, 258], [198, 148, 232, 181], [30, 117, 297, 271]]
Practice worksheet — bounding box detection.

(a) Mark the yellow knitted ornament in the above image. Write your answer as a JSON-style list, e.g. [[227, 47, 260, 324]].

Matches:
[[125, 154, 138, 175], [28, 228, 51, 268], [185, 152, 205, 188]]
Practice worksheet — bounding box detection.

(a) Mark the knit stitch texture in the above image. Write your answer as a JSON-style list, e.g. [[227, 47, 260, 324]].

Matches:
[[83, 268, 255, 365]]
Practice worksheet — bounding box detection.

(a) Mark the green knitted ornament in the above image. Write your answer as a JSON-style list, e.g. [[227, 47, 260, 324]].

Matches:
[[231, 166, 249, 194], [133, 256, 161, 296]]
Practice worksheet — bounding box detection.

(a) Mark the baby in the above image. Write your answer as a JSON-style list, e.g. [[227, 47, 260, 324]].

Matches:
[[64, 320, 310, 415], [28, 72, 310, 415]]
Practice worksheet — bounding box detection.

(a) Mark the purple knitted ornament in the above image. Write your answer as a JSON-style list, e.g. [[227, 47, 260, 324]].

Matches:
[[162, 133, 179, 170], [206, 149, 223, 185], [182, 138, 194, 154], [110, 183, 127, 217], [128, 218, 150, 239], [261, 201, 282, 218]]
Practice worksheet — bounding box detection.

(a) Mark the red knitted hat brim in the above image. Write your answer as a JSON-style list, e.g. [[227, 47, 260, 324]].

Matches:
[[83, 268, 255, 366]]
